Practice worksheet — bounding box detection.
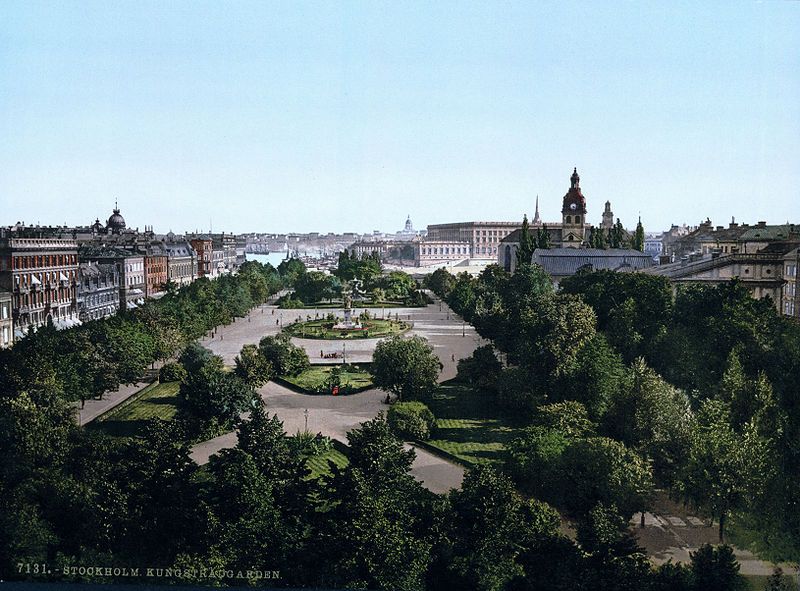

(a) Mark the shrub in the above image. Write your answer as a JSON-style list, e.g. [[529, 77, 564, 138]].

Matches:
[[387, 401, 436, 440], [159, 361, 187, 383], [277, 295, 305, 309], [289, 431, 333, 457]]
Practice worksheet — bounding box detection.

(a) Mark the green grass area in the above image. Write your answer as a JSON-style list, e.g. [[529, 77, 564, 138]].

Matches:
[[305, 448, 349, 479], [425, 380, 524, 467], [282, 318, 410, 339], [89, 381, 181, 438], [282, 364, 373, 394]]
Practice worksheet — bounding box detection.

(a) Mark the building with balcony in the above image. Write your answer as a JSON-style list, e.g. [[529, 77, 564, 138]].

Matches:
[[77, 262, 120, 321], [0, 228, 80, 337], [0, 290, 13, 348]]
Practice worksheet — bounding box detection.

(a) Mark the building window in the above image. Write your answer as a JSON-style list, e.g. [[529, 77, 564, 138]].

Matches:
[[575, 215, 581, 224], [566, 215, 572, 224]]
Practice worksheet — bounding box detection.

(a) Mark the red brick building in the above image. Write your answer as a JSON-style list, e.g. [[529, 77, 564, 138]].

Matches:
[[0, 227, 80, 337], [190, 237, 213, 278]]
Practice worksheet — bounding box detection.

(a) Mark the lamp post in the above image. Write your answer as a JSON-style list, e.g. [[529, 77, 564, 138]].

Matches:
[[304, 408, 309, 432], [462, 321, 465, 337], [342, 342, 347, 364]]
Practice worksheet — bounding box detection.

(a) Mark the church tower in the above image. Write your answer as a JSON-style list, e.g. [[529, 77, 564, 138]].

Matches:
[[532, 195, 542, 226], [601, 200, 614, 230], [560, 168, 587, 247]]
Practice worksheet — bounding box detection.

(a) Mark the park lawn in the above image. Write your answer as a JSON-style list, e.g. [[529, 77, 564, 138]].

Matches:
[[282, 365, 373, 393], [426, 379, 524, 467], [89, 381, 181, 438], [305, 448, 349, 479]]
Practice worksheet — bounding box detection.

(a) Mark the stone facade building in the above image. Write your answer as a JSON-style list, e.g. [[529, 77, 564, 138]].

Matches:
[[164, 240, 197, 286], [0, 227, 79, 337], [79, 245, 145, 310], [414, 240, 472, 266], [77, 262, 120, 321], [782, 247, 799, 319], [0, 290, 13, 348]]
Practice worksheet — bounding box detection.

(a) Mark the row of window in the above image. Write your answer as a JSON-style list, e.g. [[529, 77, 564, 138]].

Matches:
[[12, 254, 77, 269], [422, 246, 469, 256], [786, 264, 797, 278]]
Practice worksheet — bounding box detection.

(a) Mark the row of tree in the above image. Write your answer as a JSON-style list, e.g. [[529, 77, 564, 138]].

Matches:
[[0, 261, 286, 406]]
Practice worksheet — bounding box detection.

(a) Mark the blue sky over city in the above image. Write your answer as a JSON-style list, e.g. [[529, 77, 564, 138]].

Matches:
[[1, 1, 798, 234]]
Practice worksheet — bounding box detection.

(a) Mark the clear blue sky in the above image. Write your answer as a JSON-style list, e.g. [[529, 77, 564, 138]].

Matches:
[[1, 1, 798, 235]]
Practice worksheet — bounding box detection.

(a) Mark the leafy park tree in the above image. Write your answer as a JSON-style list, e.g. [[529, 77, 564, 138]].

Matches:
[[424, 267, 456, 298], [258, 334, 310, 377], [690, 544, 746, 591], [678, 399, 771, 542], [178, 342, 220, 374], [602, 358, 693, 486], [159, 361, 187, 383], [556, 437, 654, 520], [446, 466, 561, 591], [536, 224, 551, 249], [532, 401, 596, 439], [277, 256, 306, 283], [516, 214, 536, 266], [234, 343, 274, 388], [314, 415, 432, 591], [178, 356, 258, 436], [372, 335, 442, 402], [456, 344, 503, 392], [505, 426, 570, 496], [557, 333, 625, 421], [611, 218, 626, 248], [494, 366, 542, 416], [632, 217, 645, 251], [293, 270, 339, 303]]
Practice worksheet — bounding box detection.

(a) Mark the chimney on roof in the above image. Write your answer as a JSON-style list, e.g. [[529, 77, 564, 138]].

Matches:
[[757, 221, 767, 227]]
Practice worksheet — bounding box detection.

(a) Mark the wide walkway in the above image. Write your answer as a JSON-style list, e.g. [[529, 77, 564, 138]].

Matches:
[[191, 296, 483, 493]]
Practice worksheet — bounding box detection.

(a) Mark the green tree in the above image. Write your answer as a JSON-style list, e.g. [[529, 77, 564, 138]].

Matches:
[[677, 399, 770, 542], [258, 334, 310, 377], [611, 218, 626, 248], [690, 544, 746, 591], [446, 466, 561, 591], [537, 225, 551, 249], [424, 268, 456, 298], [516, 214, 536, 266], [372, 335, 442, 402], [277, 257, 306, 285], [557, 437, 654, 519], [632, 217, 645, 251], [234, 343, 274, 388]]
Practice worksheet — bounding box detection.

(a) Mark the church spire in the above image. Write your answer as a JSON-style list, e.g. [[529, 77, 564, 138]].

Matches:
[[570, 167, 580, 189], [532, 194, 541, 225]]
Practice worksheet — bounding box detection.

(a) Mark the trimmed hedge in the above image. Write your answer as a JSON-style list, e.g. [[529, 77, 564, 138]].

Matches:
[[159, 362, 187, 383], [388, 401, 436, 441]]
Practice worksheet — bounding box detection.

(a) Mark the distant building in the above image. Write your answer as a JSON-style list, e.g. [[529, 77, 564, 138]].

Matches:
[[0, 290, 13, 348], [782, 247, 799, 319], [0, 227, 80, 337], [414, 239, 472, 266], [527, 248, 653, 286], [426, 221, 521, 261], [189, 237, 213, 278], [143, 243, 168, 298], [644, 245, 792, 313], [77, 262, 120, 321], [79, 245, 145, 310], [163, 239, 198, 286]]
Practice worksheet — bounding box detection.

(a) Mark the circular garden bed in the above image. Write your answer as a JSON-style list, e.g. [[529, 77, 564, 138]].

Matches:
[[283, 318, 410, 340]]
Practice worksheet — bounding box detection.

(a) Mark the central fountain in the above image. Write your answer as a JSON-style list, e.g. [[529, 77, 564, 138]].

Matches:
[[333, 279, 364, 330]]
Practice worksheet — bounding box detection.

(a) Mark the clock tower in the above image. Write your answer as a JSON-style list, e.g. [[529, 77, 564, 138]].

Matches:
[[561, 167, 588, 247]]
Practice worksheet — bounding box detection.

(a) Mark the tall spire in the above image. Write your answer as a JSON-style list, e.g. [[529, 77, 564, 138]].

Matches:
[[570, 167, 580, 189], [532, 194, 541, 225]]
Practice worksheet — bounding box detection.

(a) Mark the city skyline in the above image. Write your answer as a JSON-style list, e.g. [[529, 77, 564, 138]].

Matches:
[[2, 2, 799, 234]]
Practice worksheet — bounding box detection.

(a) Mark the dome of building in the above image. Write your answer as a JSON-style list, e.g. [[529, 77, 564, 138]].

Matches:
[[107, 203, 126, 234], [91, 218, 105, 233]]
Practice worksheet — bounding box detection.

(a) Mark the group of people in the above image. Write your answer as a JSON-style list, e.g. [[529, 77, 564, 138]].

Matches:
[[320, 350, 342, 359]]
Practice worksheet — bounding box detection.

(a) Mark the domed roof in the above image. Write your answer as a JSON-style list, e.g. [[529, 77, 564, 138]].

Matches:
[[91, 218, 105, 233], [107, 203, 126, 233]]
